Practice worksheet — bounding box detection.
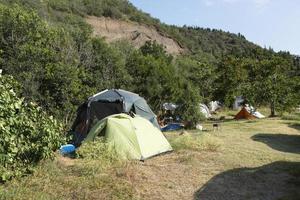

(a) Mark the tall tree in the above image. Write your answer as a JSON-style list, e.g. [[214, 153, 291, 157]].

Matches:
[[215, 56, 249, 106], [176, 56, 217, 103], [241, 56, 299, 116]]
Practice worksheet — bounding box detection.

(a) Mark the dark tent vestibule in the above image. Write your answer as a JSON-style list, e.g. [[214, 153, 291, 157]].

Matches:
[[70, 89, 160, 146]]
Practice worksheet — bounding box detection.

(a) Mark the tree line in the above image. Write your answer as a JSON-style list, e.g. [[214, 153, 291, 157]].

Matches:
[[1, 4, 299, 124]]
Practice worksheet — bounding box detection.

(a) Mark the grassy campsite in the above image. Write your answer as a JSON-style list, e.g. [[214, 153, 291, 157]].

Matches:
[[1, 110, 300, 199], [0, 0, 300, 200]]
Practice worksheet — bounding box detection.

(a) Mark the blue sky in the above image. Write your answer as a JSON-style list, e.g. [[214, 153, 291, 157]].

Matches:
[[129, 0, 300, 55]]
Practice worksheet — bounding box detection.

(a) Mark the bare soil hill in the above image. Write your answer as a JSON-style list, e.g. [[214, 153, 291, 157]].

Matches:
[[86, 16, 185, 55]]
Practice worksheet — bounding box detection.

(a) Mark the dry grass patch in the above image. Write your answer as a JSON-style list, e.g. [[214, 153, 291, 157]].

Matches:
[[0, 153, 136, 200], [167, 132, 222, 152]]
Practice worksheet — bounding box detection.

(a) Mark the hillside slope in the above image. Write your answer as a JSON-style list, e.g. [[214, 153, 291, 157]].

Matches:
[[0, 0, 265, 58], [86, 16, 185, 55]]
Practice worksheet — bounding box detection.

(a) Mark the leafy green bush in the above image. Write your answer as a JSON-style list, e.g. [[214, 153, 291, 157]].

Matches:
[[0, 75, 64, 181], [0, 4, 84, 120], [175, 82, 205, 128]]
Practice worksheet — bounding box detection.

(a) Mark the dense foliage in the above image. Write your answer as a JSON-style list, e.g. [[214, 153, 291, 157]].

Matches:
[[215, 53, 300, 116], [0, 4, 204, 125], [0, 76, 64, 181], [0, 0, 298, 119]]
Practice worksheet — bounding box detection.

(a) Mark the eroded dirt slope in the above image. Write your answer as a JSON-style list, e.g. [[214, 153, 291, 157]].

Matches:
[[86, 16, 185, 55]]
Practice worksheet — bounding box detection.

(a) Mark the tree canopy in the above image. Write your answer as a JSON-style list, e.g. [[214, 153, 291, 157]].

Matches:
[[0, 1, 299, 122]]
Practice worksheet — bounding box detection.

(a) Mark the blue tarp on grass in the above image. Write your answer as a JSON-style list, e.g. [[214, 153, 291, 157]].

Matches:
[[161, 123, 184, 132]]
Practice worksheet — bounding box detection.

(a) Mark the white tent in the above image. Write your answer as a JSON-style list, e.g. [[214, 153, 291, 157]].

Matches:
[[209, 101, 222, 112], [200, 104, 212, 118], [245, 105, 265, 119]]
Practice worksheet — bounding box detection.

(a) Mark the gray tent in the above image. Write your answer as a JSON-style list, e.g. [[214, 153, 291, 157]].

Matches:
[[70, 89, 159, 146]]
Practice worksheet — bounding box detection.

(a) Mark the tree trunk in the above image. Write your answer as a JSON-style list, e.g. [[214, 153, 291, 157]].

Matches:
[[270, 101, 275, 117]]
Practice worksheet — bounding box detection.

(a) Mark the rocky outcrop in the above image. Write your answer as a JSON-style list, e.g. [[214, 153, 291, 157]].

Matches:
[[86, 16, 185, 55]]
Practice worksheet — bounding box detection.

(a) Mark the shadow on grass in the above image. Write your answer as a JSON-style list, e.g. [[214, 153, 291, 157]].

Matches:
[[281, 119, 300, 131], [288, 123, 300, 131], [194, 161, 300, 200], [251, 133, 300, 154]]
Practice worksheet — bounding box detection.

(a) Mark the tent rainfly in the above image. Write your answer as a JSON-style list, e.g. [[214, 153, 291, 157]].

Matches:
[[85, 114, 173, 160]]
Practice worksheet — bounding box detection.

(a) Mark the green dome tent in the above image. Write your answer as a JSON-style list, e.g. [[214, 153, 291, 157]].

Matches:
[[70, 89, 160, 146], [85, 114, 173, 160]]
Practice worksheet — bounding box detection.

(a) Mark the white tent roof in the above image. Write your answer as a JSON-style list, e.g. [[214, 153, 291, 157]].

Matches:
[[245, 105, 265, 119], [200, 104, 212, 118]]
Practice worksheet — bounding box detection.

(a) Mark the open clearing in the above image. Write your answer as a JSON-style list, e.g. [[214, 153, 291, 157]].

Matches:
[[1, 114, 300, 200]]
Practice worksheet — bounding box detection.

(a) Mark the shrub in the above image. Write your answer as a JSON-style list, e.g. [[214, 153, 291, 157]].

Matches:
[[175, 83, 205, 128], [76, 138, 123, 168], [0, 75, 64, 181]]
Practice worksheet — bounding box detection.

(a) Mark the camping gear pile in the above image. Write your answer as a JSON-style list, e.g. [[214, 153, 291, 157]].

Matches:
[[159, 102, 184, 132], [67, 89, 172, 160]]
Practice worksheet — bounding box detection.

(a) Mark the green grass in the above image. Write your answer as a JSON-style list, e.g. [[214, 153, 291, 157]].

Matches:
[[167, 132, 222, 152], [282, 112, 300, 121], [1, 109, 300, 199]]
